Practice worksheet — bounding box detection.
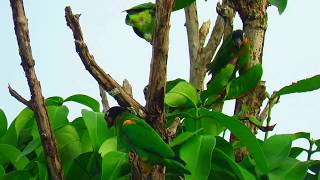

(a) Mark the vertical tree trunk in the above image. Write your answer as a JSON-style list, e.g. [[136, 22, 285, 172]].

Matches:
[[231, 0, 268, 162], [133, 0, 175, 179]]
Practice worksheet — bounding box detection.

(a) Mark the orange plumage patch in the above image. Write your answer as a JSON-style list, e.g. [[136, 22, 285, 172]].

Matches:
[[123, 119, 136, 126]]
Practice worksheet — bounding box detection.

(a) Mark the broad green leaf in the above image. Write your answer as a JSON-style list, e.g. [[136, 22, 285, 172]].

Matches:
[[269, 0, 288, 15], [268, 158, 308, 180], [198, 109, 225, 136], [263, 134, 292, 170], [47, 105, 69, 130], [226, 64, 263, 99], [99, 137, 117, 157], [1, 107, 34, 146], [36, 161, 48, 180], [292, 132, 310, 141], [169, 129, 203, 148], [212, 148, 256, 180], [215, 136, 234, 159], [82, 110, 113, 151], [200, 109, 268, 173], [45, 96, 64, 106], [173, 0, 196, 11], [0, 164, 4, 176], [289, 147, 305, 158], [0, 144, 29, 169], [180, 135, 216, 180], [64, 94, 100, 112], [165, 79, 199, 107], [55, 125, 82, 162], [18, 138, 41, 160], [65, 152, 102, 180], [71, 117, 93, 153], [0, 109, 7, 137], [101, 151, 130, 180], [0, 170, 32, 180], [276, 75, 320, 96]]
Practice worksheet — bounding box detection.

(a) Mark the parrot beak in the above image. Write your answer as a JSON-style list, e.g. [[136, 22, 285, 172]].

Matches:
[[235, 38, 243, 49]]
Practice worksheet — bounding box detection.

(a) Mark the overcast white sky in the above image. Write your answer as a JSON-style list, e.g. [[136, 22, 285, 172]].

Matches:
[[1, 1, 319, 155]]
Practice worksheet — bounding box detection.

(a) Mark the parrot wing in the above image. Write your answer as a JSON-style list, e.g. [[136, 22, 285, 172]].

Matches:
[[120, 116, 175, 158]]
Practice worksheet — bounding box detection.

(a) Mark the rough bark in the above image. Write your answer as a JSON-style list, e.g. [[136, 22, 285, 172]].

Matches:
[[137, 0, 174, 179], [9, 0, 64, 179], [65, 7, 146, 118], [231, 0, 268, 162]]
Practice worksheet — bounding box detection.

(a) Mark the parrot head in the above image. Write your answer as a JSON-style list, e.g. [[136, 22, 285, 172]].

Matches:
[[105, 106, 128, 128], [232, 30, 245, 48]]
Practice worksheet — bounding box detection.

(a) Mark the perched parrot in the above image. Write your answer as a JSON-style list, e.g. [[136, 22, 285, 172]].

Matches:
[[125, 2, 155, 43], [105, 106, 191, 175], [207, 30, 250, 77]]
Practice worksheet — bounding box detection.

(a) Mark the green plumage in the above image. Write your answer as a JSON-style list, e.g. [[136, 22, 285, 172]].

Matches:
[[106, 106, 190, 175], [125, 2, 155, 43], [207, 30, 247, 76]]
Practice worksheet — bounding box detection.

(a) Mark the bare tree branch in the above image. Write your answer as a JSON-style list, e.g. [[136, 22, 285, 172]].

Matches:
[[99, 85, 109, 113], [64, 6, 146, 118], [122, 79, 133, 97], [9, 0, 64, 179], [8, 85, 30, 107]]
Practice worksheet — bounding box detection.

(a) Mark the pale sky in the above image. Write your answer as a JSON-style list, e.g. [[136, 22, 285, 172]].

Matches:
[[1, 1, 319, 156]]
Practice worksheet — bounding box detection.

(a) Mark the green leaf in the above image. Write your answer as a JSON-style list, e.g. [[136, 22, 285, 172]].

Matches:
[[0, 144, 29, 170], [55, 125, 82, 162], [173, 0, 196, 11], [291, 132, 310, 140], [71, 117, 94, 153], [169, 129, 203, 148], [215, 136, 234, 159], [315, 139, 320, 151], [263, 134, 292, 170], [212, 148, 256, 180], [165, 79, 199, 107], [64, 94, 100, 112], [289, 147, 305, 158], [1, 107, 34, 146], [0, 170, 32, 180], [180, 135, 216, 180], [269, 0, 288, 15], [45, 96, 64, 106], [82, 110, 114, 151], [99, 137, 117, 157], [18, 138, 41, 160], [276, 75, 320, 96], [101, 151, 130, 180], [36, 161, 49, 180], [0, 164, 5, 176], [226, 64, 263, 100], [0, 109, 7, 137], [47, 105, 69, 130], [65, 152, 102, 180], [268, 158, 308, 180], [200, 109, 268, 173]]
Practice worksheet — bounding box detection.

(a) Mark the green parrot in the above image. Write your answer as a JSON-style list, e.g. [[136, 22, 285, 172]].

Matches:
[[105, 106, 191, 175], [125, 2, 155, 43], [207, 30, 250, 77]]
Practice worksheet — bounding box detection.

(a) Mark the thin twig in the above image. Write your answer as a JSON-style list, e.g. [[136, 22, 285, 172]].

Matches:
[[8, 85, 30, 107], [99, 85, 109, 113], [9, 0, 64, 179]]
